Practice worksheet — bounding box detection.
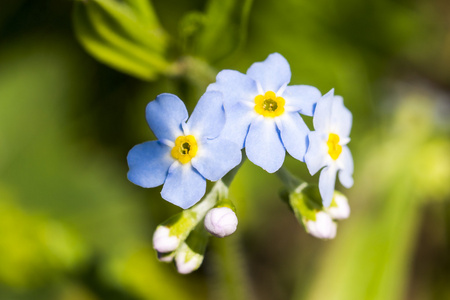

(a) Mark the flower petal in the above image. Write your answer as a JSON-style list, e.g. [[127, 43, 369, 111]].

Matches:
[[161, 163, 206, 209], [207, 70, 258, 106], [192, 139, 242, 181], [305, 212, 336, 239], [277, 112, 310, 162], [326, 193, 350, 220], [221, 101, 255, 148], [246, 53, 291, 94], [186, 91, 225, 139], [304, 131, 328, 175], [146, 93, 188, 141], [338, 146, 354, 188], [313, 89, 334, 133], [127, 141, 172, 188], [319, 165, 337, 207], [282, 85, 321, 116], [330, 95, 352, 138], [245, 117, 285, 173]]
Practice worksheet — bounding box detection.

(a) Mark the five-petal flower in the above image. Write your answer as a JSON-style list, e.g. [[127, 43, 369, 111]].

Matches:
[[127, 92, 242, 209], [207, 53, 322, 173], [304, 89, 354, 207]]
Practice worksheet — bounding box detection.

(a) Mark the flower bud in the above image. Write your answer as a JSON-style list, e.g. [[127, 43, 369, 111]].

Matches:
[[287, 183, 323, 223], [152, 210, 197, 253], [175, 243, 204, 274], [326, 192, 350, 220], [174, 225, 209, 274], [156, 250, 175, 263], [153, 226, 180, 253], [305, 212, 337, 239], [204, 207, 238, 238]]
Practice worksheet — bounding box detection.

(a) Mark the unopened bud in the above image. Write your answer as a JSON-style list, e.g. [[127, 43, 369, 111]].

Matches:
[[153, 226, 180, 253], [305, 212, 337, 239], [174, 225, 208, 274], [326, 192, 350, 220], [152, 210, 197, 253], [156, 251, 175, 263], [175, 243, 204, 274], [204, 207, 238, 238]]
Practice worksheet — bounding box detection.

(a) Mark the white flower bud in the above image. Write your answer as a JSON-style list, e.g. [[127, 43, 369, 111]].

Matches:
[[175, 243, 204, 274], [204, 207, 238, 238], [326, 193, 350, 220], [152, 226, 180, 253], [305, 212, 337, 239], [157, 251, 175, 262]]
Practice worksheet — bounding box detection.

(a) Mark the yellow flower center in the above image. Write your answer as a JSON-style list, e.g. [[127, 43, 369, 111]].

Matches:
[[327, 133, 342, 160], [254, 91, 285, 117], [171, 135, 198, 164]]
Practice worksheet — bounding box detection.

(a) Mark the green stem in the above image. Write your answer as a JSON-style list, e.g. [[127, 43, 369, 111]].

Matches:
[[202, 154, 254, 299], [210, 236, 256, 300], [190, 151, 246, 221], [275, 166, 303, 191], [168, 56, 217, 87], [191, 181, 227, 217]]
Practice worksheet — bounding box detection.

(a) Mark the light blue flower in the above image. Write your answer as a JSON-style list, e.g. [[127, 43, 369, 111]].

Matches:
[[207, 53, 321, 173], [304, 89, 354, 207], [127, 92, 242, 209]]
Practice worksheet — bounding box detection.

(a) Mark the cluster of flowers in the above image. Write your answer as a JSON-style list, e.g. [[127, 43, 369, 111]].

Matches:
[[127, 53, 354, 273]]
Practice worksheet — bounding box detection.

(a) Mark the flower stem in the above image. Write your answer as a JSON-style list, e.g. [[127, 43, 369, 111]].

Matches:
[[275, 166, 303, 191], [190, 151, 246, 222], [209, 236, 256, 300], [191, 181, 227, 217], [168, 56, 218, 88], [205, 153, 254, 299]]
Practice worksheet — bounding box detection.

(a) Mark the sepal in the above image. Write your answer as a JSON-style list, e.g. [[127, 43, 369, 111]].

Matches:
[[288, 184, 323, 222], [174, 225, 209, 274], [285, 183, 350, 240], [152, 210, 197, 253]]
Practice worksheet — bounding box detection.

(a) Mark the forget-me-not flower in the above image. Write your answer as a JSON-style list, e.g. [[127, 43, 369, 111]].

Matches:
[[304, 89, 354, 207], [207, 53, 321, 173], [127, 92, 242, 209]]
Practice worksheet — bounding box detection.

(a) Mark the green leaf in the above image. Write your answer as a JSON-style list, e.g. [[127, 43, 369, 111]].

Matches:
[[180, 0, 253, 63], [73, 0, 170, 80], [126, 0, 161, 28]]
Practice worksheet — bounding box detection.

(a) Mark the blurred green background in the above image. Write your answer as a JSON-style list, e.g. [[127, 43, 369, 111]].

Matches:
[[0, 0, 449, 299]]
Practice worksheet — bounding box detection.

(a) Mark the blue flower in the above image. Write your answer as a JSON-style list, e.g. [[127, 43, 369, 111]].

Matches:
[[127, 92, 242, 209], [207, 53, 321, 173], [304, 89, 354, 207]]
